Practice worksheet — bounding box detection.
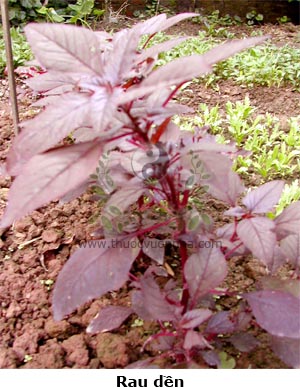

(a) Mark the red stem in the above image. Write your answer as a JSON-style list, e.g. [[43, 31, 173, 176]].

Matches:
[[163, 82, 186, 107]]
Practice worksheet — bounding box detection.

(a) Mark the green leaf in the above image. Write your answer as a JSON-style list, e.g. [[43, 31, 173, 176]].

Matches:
[[187, 215, 200, 231], [218, 351, 236, 369]]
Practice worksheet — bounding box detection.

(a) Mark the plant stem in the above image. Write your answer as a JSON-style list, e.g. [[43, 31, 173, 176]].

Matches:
[[179, 240, 190, 313]]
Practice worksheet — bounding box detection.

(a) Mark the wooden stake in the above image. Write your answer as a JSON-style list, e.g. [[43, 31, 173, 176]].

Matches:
[[0, 0, 19, 134]]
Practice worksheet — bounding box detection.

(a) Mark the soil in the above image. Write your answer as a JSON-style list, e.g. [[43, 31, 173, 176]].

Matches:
[[0, 19, 299, 369]]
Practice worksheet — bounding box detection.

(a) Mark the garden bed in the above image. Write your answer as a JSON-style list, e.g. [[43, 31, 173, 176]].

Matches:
[[0, 18, 300, 369]]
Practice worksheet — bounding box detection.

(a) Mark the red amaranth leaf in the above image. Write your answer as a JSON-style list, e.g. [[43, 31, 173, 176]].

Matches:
[[237, 217, 279, 270], [184, 246, 227, 304], [53, 238, 139, 320], [245, 290, 300, 339], [180, 309, 212, 329], [87, 306, 133, 334], [24, 23, 103, 75], [275, 201, 300, 239], [7, 93, 91, 175], [242, 180, 285, 213], [1, 141, 102, 228]]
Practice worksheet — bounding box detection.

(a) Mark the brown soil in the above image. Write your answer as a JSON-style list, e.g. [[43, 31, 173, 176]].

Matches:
[[0, 20, 299, 369]]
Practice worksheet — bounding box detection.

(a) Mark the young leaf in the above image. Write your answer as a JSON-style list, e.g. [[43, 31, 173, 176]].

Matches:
[[184, 246, 227, 304], [7, 93, 91, 175], [1, 141, 103, 228], [53, 237, 139, 320], [180, 308, 212, 329], [103, 28, 141, 85], [274, 201, 300, 239], [245, 290, 300, 339], [87, 306, 133, 334], [271, 336, 300, 368], [24, 23, 103, 75], [242, 180, 285, 213]]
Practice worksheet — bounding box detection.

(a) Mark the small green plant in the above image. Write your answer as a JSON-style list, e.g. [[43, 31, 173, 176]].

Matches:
[[37, 0, 104, 27], [134, 0, 172, 18], [0, 27, 33, 75], [275, 180, 300, 215], [277, 15, 291, 24], [193, 10, 239, 38], [177, 99, 300, 180], [246, 10, 264, 25], [36, 6, 65, 23]]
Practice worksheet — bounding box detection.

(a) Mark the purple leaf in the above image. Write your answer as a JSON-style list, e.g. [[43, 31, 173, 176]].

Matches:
[[119, 54, 212, 104], [138, 37, 189, 63], [183, 151, 244, 205], [183, 330, 212, 350], [87, 305, 133, 334], [7, 93, 91, 175], [271, 336, 300, 368], [205, 311, 237, 334], [274, 201, 300, 239], [224, 206, 246, 217], [184, 246, 227, 303], [59, 180, 90, 204], [245, 290, 300, 339], [139, 274, 177, 322], [230, 333, 259, 352], [242, 180, 285, 213], [120, 35, 269, 104], [103, 28, 141, 85], [180, 308, 212, 329], [53, 237, 139, 320], [90, 87, 121, 133], [237, 217, 279, 270], [142, 237, 165, 265], [201, 350, 220, 367], [155, 13, 199, 33], [280, 233, 300, 269], [136, 13, 198, 35], [26, 71, 77, 93], [1, 141, 102, 228], [25, 23, 103, 75], [131, 290, 153, 321]]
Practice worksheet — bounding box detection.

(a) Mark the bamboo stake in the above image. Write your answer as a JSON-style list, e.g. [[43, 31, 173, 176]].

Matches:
[[0, 0, 19, 134]]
